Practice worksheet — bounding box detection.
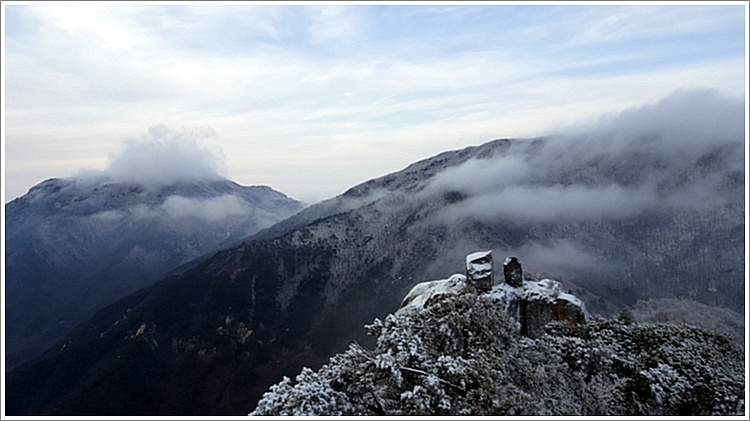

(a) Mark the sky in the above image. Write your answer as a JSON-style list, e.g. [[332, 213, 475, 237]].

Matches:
[[1, 1, 747, 204]]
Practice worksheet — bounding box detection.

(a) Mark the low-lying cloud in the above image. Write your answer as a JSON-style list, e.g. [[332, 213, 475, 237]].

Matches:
[[429, 88, 744, 224], [79, 125, 226, 188], [497, 239, 607, 277], [125, 194, 249, 222], [456, 183, 660, 223], [88, 194, 279, 231], [158, 195, 248, 222]]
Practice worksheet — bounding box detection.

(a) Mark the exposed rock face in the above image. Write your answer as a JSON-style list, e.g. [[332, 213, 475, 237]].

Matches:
[[487, 278, 587, 338], [466, 250, 493, 291], [503, 256, 523, 287], [518, 292, 587, 338]]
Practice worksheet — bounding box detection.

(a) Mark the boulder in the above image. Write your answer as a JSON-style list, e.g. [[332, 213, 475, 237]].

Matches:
[[503, 256, 523, 287], [466, 250, 493, 291]]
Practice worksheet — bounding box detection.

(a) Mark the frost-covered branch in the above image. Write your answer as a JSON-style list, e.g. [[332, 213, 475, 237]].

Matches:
[[398, 365, 466, 395]]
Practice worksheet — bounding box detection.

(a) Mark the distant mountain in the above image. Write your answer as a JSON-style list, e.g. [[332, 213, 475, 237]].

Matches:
[[629, 297, 746, 350], [251, 271, 744, 416], [6, 119, 743, 415], [4, 176, 304, 369]]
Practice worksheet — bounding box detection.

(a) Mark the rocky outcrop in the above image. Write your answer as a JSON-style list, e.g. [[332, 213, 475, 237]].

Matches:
[[488, 279, 588, 338], [401, 252, 587, 338]]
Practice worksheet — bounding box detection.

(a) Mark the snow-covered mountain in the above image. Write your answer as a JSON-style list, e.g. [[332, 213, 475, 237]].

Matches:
[[5, 90, 744, 415], [4, 176, 304, 369]]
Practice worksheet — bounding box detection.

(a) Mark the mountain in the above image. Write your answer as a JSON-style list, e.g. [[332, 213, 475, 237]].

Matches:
[[6, 115, 744, 415], [629, 297, 746, 350], [4, 176, 305, 369], [251, 270, 744, 416]]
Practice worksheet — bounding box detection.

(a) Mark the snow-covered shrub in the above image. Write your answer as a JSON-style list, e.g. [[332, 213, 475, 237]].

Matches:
[[250, 367, 356, 416], [249, 287, 744, 416], [542, 317, 745, 416]]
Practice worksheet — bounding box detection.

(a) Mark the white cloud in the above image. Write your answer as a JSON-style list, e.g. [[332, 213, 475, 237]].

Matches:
[[452, 183, 659, 224], [427, 153, 538, 196], [101, 125, 226, 188], [28, 4, 133, 49], [89, 209, 126, 223], [89, 194, 269, 226], [159, 194, 248, 222], [556, 88, 745, 152], [305, 5, 365, 45], [496, 239, 607, 277]]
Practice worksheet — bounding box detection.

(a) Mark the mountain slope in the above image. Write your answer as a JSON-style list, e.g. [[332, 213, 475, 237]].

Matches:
[[4, 177, 304, 369]]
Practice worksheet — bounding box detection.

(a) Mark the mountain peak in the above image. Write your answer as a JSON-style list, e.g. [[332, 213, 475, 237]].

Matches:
[[4, 175, 304, 369], [250, 255, 743, 416]]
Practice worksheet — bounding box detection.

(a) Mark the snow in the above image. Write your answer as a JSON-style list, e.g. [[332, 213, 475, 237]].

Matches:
[[466, 250, 492, 265], [251, 367, 357, 416], [399, 274, 467, 311], [640, 363, 693, 407], [468, 262, 492, 272], [484, 278, 588, 322], [487, 278, 578, 305], [400, 272, 587, 322]]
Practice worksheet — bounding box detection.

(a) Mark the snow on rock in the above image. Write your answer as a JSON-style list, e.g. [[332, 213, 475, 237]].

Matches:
[[399, 261, 587, 338], [485, 277, 588, 338], [467, 250, 493, 264], [502, 256, 523, 287], [399, 274, 468, 310], [466, 250, 493, 291]]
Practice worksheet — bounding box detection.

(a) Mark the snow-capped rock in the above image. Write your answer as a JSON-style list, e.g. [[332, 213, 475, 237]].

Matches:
[[398, 254, 587, 338], [485, 277, 588, 338], [466, 251, 492, 291], [400, 274, 468, 310]]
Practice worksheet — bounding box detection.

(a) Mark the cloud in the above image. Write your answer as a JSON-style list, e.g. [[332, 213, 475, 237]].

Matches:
[[555, 88, 744, 156], [428, 88, 745, 224], [100, 125, 226, 188], [89, 209, 126, 223], [89, 194, 277, 229], [452, 183, 660, 224], [426, 151, 538, 196], [159, 195, 249, 222], [497, 239, 607, 277]]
